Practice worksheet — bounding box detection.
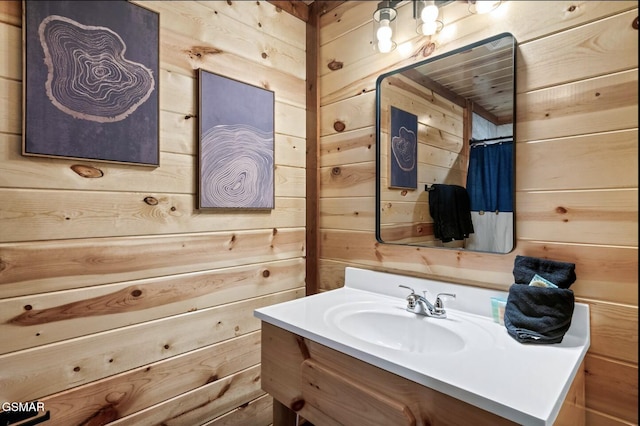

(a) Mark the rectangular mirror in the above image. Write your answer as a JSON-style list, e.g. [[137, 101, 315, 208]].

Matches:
[[376, 33, 516, 254]]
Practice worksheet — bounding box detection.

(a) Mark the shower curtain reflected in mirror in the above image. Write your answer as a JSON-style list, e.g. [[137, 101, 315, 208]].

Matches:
[[465, 139, 514, 253]]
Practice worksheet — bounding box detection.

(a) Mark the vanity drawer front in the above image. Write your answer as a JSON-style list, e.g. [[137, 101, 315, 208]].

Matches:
[[301, 359, 416, 426], [261, 323, 517, 426]]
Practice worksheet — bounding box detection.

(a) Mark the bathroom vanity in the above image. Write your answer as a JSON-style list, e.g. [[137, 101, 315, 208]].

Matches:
[[255, 267, 590, 426]]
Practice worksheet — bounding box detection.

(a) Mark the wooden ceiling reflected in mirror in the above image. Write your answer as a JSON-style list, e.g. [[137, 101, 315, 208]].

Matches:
[[376, 33, 516, 253]]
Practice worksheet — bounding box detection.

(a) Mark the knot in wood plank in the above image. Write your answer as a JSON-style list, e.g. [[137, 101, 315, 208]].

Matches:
[[188, 46, 223, 58], [291, 399, 305, 412], [80, 405, 119, 425], [333, 120, 346, 132], [71, 164, 103, 178], [421, 42, 436, 57], [328, 60, 343, 71], [144, 197, 159, 206]]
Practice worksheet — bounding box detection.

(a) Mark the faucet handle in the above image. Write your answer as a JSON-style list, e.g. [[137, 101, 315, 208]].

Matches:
[[398, 285, 418, 309], [434, 293, 456, 310], [398, 285, 415, 294]]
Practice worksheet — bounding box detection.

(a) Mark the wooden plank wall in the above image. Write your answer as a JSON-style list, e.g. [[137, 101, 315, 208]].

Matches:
[[317, 1, 638, 425], [0, 1, 306, 424]]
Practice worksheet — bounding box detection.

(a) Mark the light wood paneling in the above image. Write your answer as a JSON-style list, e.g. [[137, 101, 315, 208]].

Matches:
[[0, 135, 195, 193], [40, 334, 263, 426], [317, 3, 638, 424], [0, 77, 20, 134], [0, 23, 20, 78], [0, 289, 302, 404], [585, 354, 639, 422], [516, 70, 638, 142], [587, 302, 638, 364], [517, 9, 639, 92], [0, 1, 307, 425], [516, 130, 638, 191], [0, 1, 20, 26], [0, 259, 304, 354], [319, 197, 375, 231], [516, 189, 638, 246], [319, 161, 376, 198], [200, 394, 273, 426], [137, 1, 306, 80], [320, 90, 376, 136], [319, 126, 375, 167], [0, 190, 305, 242], [0, 228, 305, 297], [158, 29, 306, 108], [110, 370, 269, 426]]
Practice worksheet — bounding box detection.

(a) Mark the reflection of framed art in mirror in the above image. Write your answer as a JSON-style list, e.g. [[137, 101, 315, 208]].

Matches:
[[389, 106, 418, 190]]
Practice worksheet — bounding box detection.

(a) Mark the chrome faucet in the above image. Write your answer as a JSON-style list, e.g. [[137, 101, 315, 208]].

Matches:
[[399, 285, 456, 318]]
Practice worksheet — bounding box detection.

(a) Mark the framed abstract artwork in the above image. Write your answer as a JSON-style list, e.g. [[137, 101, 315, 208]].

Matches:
[[22, 0, 159, 166], [389, 106, 418, 189], [197, 69, 275, 209]]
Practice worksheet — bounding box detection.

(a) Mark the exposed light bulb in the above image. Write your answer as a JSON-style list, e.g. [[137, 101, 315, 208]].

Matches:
[[421, 4, 439, 22], [376, 19, 393, 41], [421, 21, 438, 36], [377, 39, 394, 53], [474, 1, 499, 14]]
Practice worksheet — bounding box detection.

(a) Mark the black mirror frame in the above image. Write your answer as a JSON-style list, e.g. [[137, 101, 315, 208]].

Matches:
[[375, 32, 517, 254]]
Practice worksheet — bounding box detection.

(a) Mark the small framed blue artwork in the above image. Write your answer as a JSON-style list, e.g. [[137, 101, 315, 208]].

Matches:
[[22, 0, 159, 166], [198, 69, 275, 210], [389, 106, 418, 189]]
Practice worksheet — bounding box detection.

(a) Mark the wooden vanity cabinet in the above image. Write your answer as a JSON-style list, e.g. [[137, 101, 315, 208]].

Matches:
[[261, 322, 585, 426]]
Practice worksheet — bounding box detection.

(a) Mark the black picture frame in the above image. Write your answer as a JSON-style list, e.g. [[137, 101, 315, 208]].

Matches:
[[197, 69, 275, 210], [22, 0, 160, 167]]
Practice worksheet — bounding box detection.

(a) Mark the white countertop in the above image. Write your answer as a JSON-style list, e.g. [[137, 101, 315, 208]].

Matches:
[[255, 267, 590, 425]]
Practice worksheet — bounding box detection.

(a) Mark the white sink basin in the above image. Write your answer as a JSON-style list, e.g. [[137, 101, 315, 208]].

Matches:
[[325, 301, 491, 355]]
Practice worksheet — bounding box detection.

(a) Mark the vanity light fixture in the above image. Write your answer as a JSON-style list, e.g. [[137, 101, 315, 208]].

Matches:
[[373, 0, 399, 53], [468, 0, 502, 14], [372, 1, 502, 54]]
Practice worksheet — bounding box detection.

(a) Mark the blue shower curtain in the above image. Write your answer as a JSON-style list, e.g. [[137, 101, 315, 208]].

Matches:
[[466, 141, 513, 213]]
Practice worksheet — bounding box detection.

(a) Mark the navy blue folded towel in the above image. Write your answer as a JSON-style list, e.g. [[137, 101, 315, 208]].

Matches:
[[504, 255, 577, 344], [513, 255, 576, 288], [504, 284, 574, 344]]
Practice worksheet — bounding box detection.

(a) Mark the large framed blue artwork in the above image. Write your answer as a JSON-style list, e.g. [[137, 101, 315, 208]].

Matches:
[[22, 0, 159, 166], [197, 69, 275, 210], [389, 106, 418, 189]]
